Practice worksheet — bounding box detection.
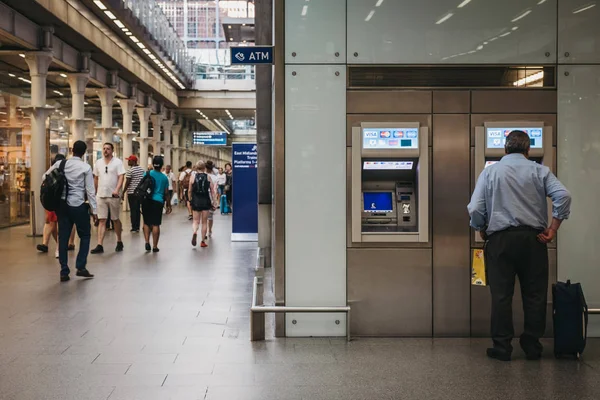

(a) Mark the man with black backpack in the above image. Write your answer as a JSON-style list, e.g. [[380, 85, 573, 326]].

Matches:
[[42, 140, 97, 282]]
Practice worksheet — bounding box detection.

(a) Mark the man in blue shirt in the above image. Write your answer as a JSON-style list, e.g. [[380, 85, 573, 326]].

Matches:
[[468, 130, 571, 361], [141, 156, 171, 252]]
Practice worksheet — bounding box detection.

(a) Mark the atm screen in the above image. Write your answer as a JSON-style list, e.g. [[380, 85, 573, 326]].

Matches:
[[486, 127, 543, 149], [363, 161, 414, 170], [363, 128, 419, 150], [363, 192, 394, 213]]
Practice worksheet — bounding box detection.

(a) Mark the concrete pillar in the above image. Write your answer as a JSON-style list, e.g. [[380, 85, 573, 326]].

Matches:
[[150, 114, 163, 159], [22, 51, 54, 236], [66, 73, 91, 142], [172, 124, 182, 171], [256, 0, 274, 266], [85, 120, 96, 167], [162, 119, 174, 167], [136, 107, 152, 169], [118, 99, 137, 159], [95, 88, 118, 144]]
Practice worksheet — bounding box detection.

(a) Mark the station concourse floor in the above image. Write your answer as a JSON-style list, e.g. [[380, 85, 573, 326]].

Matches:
[[0, 208, 599, 400]]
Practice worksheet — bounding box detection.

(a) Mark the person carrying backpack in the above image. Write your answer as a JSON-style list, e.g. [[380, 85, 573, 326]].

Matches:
[[141, 156, 171, 253], [42, 141, 97, 282], [189, 161, 215, 248]]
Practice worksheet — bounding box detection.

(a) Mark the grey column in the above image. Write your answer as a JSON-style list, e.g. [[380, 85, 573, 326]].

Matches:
[[255, 0, 273, 267]]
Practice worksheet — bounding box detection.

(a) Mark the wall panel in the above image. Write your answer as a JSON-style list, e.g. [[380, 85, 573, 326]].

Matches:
[[285, 65, 347, 336]]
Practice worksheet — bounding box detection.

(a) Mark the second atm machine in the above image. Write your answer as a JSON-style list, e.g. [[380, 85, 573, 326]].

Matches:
[[351, 122, 429, 243], [473, 121, 554, 242]]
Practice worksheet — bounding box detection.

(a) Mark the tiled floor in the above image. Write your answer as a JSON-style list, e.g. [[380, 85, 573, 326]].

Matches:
[[1, 208, 599, 400]]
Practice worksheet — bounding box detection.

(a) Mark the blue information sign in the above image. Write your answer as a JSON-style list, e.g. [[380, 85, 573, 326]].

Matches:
[[231, 143, 258, 241], [231, 46, 273, 65], [192, 132, 227, 146]]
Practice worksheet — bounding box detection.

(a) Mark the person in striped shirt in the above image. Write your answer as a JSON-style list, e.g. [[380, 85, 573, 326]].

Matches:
[[122, 155, 145, 233]]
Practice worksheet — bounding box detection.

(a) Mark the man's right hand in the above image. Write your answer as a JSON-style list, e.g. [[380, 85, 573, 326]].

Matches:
[[537, 228, 556, 244]]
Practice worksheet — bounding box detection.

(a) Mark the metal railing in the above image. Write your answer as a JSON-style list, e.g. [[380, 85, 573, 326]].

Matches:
[[123, 0, 194, 82], [250, 253, 352, 342]]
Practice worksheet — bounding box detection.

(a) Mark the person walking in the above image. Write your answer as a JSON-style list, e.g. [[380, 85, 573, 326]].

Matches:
[[216, 167, 226, 197], [43, 141, 97, 282], [467, 130, 572, 361], [164, 165, 176, 207], [122, 155, 145, 233], [91, 143, 126, 254], [189, 161, 215, 248], [224, 162, 233, 211], [142, 156, 171, 252], [204, 160, 219, 239], [179, 161, 193, 220], [37, 154, 76, 258]]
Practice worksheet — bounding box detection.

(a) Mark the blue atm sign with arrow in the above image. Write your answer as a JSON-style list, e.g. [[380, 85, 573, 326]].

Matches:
[[231, 47, 273, 65]]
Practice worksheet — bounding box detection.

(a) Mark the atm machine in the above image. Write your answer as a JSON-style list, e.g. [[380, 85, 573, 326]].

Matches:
[[474, 121, 554, 242], [351, 122, 429, 243]]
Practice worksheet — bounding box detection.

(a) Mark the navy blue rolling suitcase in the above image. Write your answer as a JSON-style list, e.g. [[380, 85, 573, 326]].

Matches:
[[220, 195, 231, 215], [552, 280, 588, 359]]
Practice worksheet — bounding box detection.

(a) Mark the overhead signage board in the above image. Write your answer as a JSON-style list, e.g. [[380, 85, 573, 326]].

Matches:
[[192, 132, 227, 146], [230, 46, 273, 64]]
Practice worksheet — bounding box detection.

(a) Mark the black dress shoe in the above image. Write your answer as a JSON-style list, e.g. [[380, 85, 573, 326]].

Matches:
[[90, 245, 104, 254], [486, 348, 511, 361], [115, 242, 124, 252], [145, 243, 151, 252], [60, 275, 70, 282], [152, 247, 160, 253], [37, 244, 49, 253], [76, 269, 94, 278]]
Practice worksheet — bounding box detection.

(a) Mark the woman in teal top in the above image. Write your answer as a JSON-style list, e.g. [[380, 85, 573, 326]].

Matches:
[[142, 156, 171, 252]]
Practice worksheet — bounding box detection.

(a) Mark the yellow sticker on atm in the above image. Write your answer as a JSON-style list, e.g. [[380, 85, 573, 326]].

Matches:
[[471, 249, 487, 286]]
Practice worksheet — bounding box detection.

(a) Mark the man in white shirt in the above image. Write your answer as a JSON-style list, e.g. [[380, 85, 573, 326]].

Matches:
[[43, 140, 98, 282], [91, 143, 126, 254]]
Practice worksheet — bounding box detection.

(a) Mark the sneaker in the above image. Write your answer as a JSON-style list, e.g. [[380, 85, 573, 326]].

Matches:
[[76, 269, 94, 278], [115, 242, 124, 252], [145, 243, 151, 252], [55, 249, 59, 258], [200, 241, 208, 248], [191, 233, 197, 247], [60, 275, 70, 282], [67, 244, 75, 251], [90, 245, 104, 254], [208, 231, 212, 238], [152, 248, 160, 253], [37, 244, 48, 253], [188, 215, 193, 221]]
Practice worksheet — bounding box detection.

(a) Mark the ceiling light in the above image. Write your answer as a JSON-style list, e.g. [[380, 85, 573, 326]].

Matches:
[[114, 20, 125, 28], [513, 71, 544, 87], [84, 102, 89, 105], [53, 90, 63, 96], [93, 0, 107, 10], [477, 45, 484, 50], [301, 5, 308, 16], [130, 36, 140, 43], [19, 53, 25, 58], [143, 49, 151, 54], [0, 112, 6, 115], [436, 12, 454, 24], [59, 73, 67, 78], [376, 0, 384, 6], [18, 77, 31, 83], [136, 42, 146, 49], [511, 9, 532, 22], [125, 32, 133, 36], [148, 54, 157, 60], [573, 3, 596, 13], [489, 37, 498, 42], [196, 109, 201, 113], [229, 38, 233, 41], [512, 26, 519, 31], [8, 73, 15, 77], [457, 0, 471, 7], [499, 31, 512, 37], [467, 50, 476, 54], [365, 10, 375, 21], [104, 10, 117, 19], [538, 0, 547, 3], [228, 25, 232, 29], [122, 28, 129, 32]]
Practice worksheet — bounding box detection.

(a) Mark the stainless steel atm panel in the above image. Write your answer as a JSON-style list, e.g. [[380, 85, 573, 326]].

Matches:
[[351, 122, 429, 243]]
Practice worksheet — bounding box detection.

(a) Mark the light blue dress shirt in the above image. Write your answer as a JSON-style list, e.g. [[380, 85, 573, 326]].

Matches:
[[467, 153, 571, 235], [44, 157, 98, 213]]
